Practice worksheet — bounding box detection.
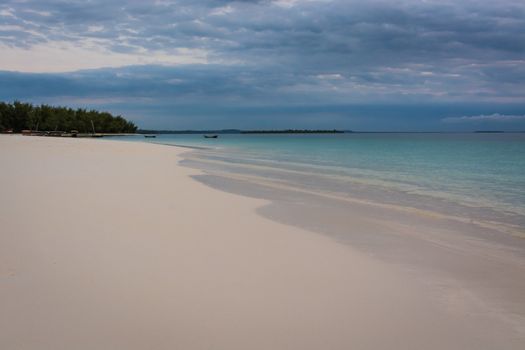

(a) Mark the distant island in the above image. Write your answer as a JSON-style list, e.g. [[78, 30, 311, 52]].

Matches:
[[0, 101, 137, 134], [241, 129, 345, 134], [137, 129, 347, 134]]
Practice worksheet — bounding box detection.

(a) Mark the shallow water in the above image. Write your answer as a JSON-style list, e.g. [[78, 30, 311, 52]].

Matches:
[[110, 133, 525, 233]]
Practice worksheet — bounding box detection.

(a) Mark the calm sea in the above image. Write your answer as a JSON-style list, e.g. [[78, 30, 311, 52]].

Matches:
[[110, 133, 525, 231]]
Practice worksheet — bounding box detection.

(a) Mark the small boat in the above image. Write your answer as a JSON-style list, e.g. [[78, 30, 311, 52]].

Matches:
[[144, 135, 157, 138], [203, 135, 218, 139]]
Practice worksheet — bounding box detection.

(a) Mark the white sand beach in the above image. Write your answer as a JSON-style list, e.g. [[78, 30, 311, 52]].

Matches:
[[1, 135, 524, 350]]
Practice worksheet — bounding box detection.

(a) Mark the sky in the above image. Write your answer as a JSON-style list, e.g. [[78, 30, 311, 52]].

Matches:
[[0, 0, 524, 131]]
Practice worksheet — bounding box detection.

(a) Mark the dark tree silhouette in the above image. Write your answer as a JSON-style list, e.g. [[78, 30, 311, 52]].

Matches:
[[0, 101, 137, 133]]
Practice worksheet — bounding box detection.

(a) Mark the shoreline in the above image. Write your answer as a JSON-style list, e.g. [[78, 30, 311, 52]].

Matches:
[[179, 148, 525, 237], [1, 135, 524, 349]]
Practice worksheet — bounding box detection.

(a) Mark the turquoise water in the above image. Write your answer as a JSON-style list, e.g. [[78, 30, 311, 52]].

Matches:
[[110, 133, 525, 229]]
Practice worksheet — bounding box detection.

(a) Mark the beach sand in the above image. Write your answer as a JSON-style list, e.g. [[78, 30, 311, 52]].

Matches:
[[1, 135, 524, 349]]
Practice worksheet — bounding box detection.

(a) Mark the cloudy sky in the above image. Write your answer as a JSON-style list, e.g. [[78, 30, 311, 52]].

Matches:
[[1, 0, 524, 130]]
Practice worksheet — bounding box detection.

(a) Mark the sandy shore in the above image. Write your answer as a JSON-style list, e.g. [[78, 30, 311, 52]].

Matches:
[[1, 135, 524, 349]]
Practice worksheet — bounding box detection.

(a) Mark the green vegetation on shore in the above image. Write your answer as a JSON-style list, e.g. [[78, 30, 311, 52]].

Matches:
[[0, 101, 137, 133]]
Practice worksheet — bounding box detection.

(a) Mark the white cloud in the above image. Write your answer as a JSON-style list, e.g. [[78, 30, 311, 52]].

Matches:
[[316, 73, 343, 80], [0, 8, 16, 18], [87, 25, 105, 33], [0, 42, 208, 73], [274, 0, 300, 8], [210, 5, 234, 16], [22, 9, 52, 17], [442, 113, 525, 123]]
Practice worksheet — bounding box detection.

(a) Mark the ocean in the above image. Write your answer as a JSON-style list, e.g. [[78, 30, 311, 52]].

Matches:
[[110, 133, 525, 233]]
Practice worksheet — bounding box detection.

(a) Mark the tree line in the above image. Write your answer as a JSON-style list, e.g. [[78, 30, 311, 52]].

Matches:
[[241, 129, 345, 134], [0, 101, 137, 133]]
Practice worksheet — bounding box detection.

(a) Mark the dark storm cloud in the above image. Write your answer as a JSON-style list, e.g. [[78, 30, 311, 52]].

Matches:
[[0, 65, 314, 103], [3, 1, 524, 61], [0, 0, 524, 129]]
